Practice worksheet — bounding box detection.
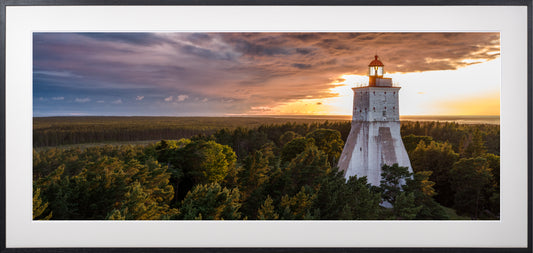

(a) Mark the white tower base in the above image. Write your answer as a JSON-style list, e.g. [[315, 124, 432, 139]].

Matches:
[[338, 121, 413, 186]]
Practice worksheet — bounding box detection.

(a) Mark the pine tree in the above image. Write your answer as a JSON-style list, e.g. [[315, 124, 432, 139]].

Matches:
[[409, 141, 459, 207], [257, 195, 279, 220], [114, 182, 163, 220], [393, 192, 422, 220], [280, 137, 315, 164], [286, 146, 330, 193], [279, 187, 316, 220], [106, 209, 125, 220], [463, 130, 487, 158], [449, 157, 493, 219], [33, 188, 52, 220], [306, 129, 344, 166], [180, 183, 241, 220], [343, 176, 382, 220], [279, 131, 301, 146], [380, 163, 412, 204], [404, 171, 449, 220]]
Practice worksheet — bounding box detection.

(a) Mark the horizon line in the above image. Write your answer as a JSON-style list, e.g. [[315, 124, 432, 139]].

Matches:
[[33, 114, 501, 118]]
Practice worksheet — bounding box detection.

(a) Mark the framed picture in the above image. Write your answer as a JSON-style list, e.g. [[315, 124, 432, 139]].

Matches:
[[2, 0, 531, 251]]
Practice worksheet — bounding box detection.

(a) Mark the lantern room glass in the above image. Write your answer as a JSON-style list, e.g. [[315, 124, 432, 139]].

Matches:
[[369, 66, 383, 76], [369, 66, 376, 76], [377, 66, 383, 76]]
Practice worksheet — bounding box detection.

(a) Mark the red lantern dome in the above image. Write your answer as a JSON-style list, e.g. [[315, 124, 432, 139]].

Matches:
[[368, 55, 384, 67]]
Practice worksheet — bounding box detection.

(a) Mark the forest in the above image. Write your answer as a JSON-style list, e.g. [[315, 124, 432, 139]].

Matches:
[[33, 117, 500, 220]]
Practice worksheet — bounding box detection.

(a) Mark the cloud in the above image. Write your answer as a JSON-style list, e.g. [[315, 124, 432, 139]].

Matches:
[[52, 96, 65, 100], [177, 95, 189, 102], [111, 99, 122, 104], [250, 106, 272, 112], [181, 45, 237, 61], [75, 98, 91, 103], [33, 32, 500, 116], [34, 70, 81, 78], [96, 100, 105, 103], [79, 33, 168, 46], [292, 63, 312, 69]]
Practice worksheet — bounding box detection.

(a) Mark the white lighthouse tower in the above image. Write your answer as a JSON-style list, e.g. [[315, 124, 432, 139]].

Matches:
[[338, 55, 413, 186]]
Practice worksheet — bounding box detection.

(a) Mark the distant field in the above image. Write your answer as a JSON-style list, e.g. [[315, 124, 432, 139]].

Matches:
[[249, 114, 500, 125], [34, 140, 161, 151], [34, 115, 499, 148], [33, 116, 349, 147], [400, 115, 500, 125], [34, 116, 347, 129]]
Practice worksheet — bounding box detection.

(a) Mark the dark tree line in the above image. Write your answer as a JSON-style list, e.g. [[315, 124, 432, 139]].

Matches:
[[33, 117, 349, 147], [401, 121, 500, 156], [34, 120, 499, 220]]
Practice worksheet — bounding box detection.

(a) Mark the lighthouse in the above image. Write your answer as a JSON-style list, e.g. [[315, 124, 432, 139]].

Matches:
[[337, 55, 413, 186]]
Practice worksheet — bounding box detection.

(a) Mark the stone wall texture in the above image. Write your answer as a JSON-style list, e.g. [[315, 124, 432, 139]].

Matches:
[[352, 87, 400, 122]]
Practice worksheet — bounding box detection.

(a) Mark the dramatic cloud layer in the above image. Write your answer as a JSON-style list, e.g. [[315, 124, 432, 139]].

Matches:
[[33, 32, 499, 116]]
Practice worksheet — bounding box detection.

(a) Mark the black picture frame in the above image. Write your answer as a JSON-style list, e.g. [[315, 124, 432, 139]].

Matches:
[[1, 0, 531, 252]]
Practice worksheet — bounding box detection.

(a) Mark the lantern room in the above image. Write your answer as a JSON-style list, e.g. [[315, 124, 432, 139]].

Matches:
[[368, 55, 384, 86], [369, 55, 384, 77]]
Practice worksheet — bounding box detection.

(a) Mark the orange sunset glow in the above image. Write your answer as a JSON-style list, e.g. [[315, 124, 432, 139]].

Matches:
[[253, 56, 500, 116]]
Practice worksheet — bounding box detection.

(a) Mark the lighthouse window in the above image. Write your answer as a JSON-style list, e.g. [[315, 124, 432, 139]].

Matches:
[[373, 107, 375, 111], [384, 92, 386, 94], [359, 110, 362, 112], [360, 147, 362, 151], [384, 107, 387, 109], [393, 106, 395, 110], [393, 92, 396, 95], [383, 111, 386, 116], [373, 91, 375, 95]]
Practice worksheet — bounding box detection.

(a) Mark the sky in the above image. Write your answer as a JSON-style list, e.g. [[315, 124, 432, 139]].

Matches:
[[33, 32, 500, 117]]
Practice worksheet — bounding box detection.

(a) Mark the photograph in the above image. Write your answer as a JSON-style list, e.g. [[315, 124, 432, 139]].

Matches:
[[32, 32, 501, 221]]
